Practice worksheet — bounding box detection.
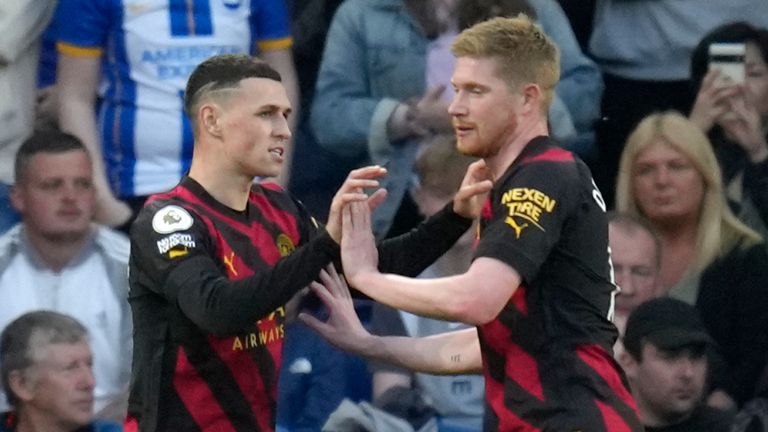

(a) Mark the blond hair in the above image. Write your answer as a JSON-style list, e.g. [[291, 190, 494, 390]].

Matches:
[[451, 15, 559, 109], [615, 111, 762, 273]]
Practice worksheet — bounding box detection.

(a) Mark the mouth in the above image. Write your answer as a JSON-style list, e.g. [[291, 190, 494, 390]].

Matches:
[[453, 124, 474, 136], [269, 147, 284, 157], [58, 208, 82, 218]]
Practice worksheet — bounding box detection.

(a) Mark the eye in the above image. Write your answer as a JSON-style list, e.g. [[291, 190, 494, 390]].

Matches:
[[634, 164, 655, 177], [38, 179, 62, 191], [669, 161, 690, 171], [257, 111, 273, 118], [75, 178, 93, 190]]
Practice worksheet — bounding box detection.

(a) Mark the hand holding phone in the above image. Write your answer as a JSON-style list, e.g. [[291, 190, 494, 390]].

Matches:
[[709, 43, 746, 88]]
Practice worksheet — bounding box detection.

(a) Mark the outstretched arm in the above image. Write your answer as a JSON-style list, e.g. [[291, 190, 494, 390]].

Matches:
[[300, 266, 483, 374], [340, 161, 519, 325]]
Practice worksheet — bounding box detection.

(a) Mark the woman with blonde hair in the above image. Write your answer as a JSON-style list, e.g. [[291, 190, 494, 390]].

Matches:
[[616, 110, 768, 408]]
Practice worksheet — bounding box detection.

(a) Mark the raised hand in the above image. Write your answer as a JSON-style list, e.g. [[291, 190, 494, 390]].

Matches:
[[299, 265, 372, 354], [719, 89, 768, 163], [341, 201, 379, 287], [412, 85, 453, 134], [453, 159, 494, 219], [326, 166, 388, 243], [689, 69, 740, 132]]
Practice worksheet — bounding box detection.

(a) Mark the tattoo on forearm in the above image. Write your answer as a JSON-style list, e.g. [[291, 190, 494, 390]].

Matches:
[[451, 354, 462, 363]]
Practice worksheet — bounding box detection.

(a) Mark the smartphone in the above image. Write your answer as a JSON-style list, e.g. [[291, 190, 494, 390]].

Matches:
[[709, 42, 746, 88]]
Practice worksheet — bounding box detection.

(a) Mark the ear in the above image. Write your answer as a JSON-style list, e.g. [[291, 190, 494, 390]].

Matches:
[[199, 103, 223, 138], [9, 184, 24, 214], [520, 83, 542, 115], [8, 370, 35, 403], [618, 350, 638, 380]]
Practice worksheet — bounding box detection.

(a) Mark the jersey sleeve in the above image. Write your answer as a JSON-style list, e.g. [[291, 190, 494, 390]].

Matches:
[[250, 0, 292, 51], [130, 200, 340, 336], [475, 161, 581, 284], [55, 0, 109, 56]]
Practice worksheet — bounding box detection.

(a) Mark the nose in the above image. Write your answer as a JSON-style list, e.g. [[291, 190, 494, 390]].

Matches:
[[677, 357, 696, 379], [448, 92, 467, 117], [61, 182, 78, 201], [79, 365, 96, 391], [616, 270, 634, 296], [653, 166, 671, 186], [274, 116, 292, 141]]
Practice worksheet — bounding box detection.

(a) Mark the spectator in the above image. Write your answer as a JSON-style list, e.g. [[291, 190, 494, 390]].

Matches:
[[0, 129, 132, 421], [276, 295, 373, 431], [0, 311, 122, 432], [54, 0, 300, 228], [615, 111, 768, 408], [0, 0, 57, 234], [689, 22, 768, 238], [619, 298, 735, 431], [370, 135, 483, 432], [127, 54, 480, 431], [588, 0, 768, 206], [311, 0, 603, 238], [608, 212, 661, 340]]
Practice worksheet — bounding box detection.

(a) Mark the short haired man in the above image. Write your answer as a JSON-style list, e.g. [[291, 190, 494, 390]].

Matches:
[[306, 16, 643, 431], [0, 311, 122, 432], [0, 130, 132, 419], [128, 54, 486, 431], [608, 212, 661, 342], [619, 298, 735, 431]]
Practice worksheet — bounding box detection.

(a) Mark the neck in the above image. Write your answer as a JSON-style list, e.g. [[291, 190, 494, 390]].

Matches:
[[188, 145, 253, 211], [654, 218, 698, 291], [485, 118, 548, 179], [637, 401, 694, 429], [16, 409, 81, 432], [24, 227, 90, 273]]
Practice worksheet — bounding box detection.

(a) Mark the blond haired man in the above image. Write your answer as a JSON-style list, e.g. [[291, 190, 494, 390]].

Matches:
[[304, 16, 643, 431]]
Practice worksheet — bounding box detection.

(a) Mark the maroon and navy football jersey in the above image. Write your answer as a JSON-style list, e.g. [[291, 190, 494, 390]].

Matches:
[[474, 137, 642, 431], [128, 176, 474, 432], [128, 177, 335, 432]]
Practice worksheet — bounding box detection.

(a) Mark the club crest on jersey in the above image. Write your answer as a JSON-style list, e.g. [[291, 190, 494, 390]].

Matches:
[[222, 0, 242, 9], [152, 205, 194, 234], [500, 187, 555, 238], [276, 234, 295, 257]]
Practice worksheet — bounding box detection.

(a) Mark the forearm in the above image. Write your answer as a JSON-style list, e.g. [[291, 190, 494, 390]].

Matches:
[[353, 272, 474, 322], [378, 203, 472, 277], [362, 327, 482, 375], [57, 55, 115, 200], [0, 0, 55, 63], [173, 232, 340, 335]]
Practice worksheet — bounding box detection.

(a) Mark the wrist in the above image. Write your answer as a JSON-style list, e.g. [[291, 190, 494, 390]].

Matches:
[[748, 141, 768, 163], [387, 103, 416, 142]]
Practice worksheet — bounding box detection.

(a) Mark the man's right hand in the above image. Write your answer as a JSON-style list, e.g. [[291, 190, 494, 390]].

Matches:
[[326, 166, 387, 243]]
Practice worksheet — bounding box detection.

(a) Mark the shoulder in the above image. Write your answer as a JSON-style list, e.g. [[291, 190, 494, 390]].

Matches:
[[93, 225, 130, 264], [334, 0, 399, 19], [88, 420, 124, 432], [0, 224, 23, 257], [133, 195, 202, 236], [498, 139, 587, 200], [693, 405, 735, 430]]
